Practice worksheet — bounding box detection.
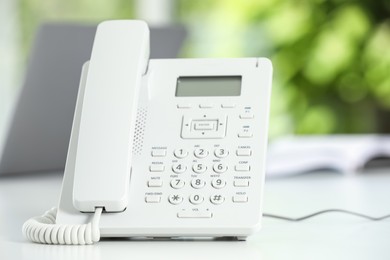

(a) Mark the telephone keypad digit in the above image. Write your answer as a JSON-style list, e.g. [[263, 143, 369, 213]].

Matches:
[[194, 148, 208, 158], [174, 149, 188, 159], [192, 163, 207, 174], [211, 178, 226, 189], [170, 179, 185, 189], [191, 178, 206, 189], [189, 194, 204, 205], [172, 163, 187, 174], [213, 163, 227, 173], [214, 148, 229, 158]]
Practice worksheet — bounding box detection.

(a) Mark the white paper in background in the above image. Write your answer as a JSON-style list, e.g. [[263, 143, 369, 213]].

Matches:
[[266, 135, 390, 177]]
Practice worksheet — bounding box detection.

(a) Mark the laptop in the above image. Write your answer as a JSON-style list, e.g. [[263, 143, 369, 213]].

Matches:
[[0, 22, 187, 175]]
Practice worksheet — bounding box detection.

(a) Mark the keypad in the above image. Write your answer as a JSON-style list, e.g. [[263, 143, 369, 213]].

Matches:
[[147, 146, 252, 210]]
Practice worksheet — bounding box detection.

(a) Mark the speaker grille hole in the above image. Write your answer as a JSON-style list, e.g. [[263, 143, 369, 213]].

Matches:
[[132, 107, 147, 155]]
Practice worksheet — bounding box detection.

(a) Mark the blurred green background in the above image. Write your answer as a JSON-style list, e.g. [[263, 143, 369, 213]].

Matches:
[[6, 0, 390, 137]]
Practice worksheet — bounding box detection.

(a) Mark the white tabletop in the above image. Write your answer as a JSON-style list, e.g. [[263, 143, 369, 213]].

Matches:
[[1, 170, 390, 260]]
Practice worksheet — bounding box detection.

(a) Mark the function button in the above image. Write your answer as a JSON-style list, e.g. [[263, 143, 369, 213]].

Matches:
[[168, 194, 184, 205], [145, 195, 161, 203], [149, 165, 165, 172], [238, 131, 253, 138], [177, 104, 192, 109], [234, 180, 249, 187], [191, 178, 206, 189], [171, 179, 185, 189], [199, 103, 214, 108], [147, 180, 163, 187], [194, 121, 215, 131], [239, 113, 254, 119], [174, 148, 188, 159], [177, 211, 212, 218], [151, 149, 166, 157], [236, 149, 252, 156], [221, 103, 236, 108], [211, 178, 226, 189], [213, 163, 228, 173], [214, 148, 229, 158], [233, 195, 248, 203], [172, 163, 187, 174], [210, 194, 225, 205], [194, 148, 209, 158], [235, 165, 250, 172], [192, 163, 207, 174], [189, 194, 204, 205]]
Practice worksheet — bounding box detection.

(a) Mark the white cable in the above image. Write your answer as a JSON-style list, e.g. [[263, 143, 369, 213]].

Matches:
[[22, 207, 103, 245]]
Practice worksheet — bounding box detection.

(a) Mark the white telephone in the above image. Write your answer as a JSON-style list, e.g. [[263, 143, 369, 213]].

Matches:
[[23, 20, 273, 244]]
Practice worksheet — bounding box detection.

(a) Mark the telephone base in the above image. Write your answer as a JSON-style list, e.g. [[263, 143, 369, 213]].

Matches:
[[100, 236, 248, 242]]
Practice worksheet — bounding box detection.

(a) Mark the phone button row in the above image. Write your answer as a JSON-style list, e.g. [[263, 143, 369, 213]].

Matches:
[[169, 178, 227, 189], [171, 163, 230, 174], [172, 148, 228, 159], [168, 194, 225, 205]]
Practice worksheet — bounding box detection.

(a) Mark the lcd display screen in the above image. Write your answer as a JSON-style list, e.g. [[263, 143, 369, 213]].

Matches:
[[175, 76, 241, 96]]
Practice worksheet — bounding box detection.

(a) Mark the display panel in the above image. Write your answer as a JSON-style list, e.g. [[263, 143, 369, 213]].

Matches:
[[175, 76, 241, 97]]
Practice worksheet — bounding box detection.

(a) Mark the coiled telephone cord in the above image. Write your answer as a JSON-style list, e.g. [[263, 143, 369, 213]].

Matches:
[[22, 207, 102, 245]]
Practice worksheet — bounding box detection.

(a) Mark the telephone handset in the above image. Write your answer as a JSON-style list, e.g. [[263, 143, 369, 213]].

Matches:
[[23, 20, 273, 245]]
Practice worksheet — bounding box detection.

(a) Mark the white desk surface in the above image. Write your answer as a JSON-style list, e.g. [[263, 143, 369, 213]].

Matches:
[[1, 170, 389, 260]]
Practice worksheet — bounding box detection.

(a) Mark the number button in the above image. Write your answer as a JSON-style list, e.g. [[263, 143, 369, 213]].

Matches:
[[213, 163, 227, 173], [172, 163, 187, 174], [174, 149, 188, 159], [170, 179, 185, 189], [191, 178, 206, 189], [189, 194, 204, 205], [192, 163, 207, 174], [210, 194, 225, 205], [194, 148, 208, 158], [211, 178, 226, 189], [168, 194, 183, 205], [214, 148, 229, 158]]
